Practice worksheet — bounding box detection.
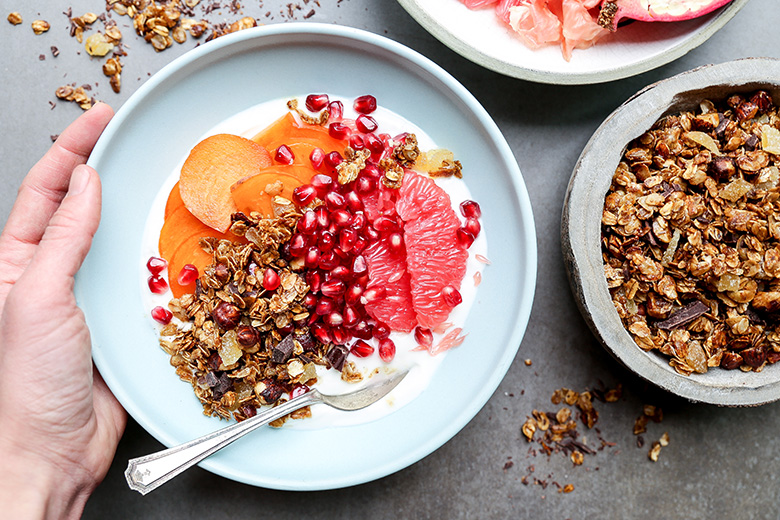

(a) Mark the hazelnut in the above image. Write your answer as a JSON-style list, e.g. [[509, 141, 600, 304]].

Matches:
[[741, 345, 767, 368], [213, 263, 230, 284], [211, 301, 240, 330], [720, 351, 743, 370], [708, 156, 736, 180], [235, 325, 258, 347], [735, 101, 759, 121], [751, 90, 773, 114]]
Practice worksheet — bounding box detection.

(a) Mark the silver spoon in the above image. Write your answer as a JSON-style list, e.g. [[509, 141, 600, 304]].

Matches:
[[125, 368, 408, 495]]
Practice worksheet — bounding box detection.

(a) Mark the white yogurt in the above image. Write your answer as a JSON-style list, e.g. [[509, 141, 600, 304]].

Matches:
[[140, 97, 488, 429]]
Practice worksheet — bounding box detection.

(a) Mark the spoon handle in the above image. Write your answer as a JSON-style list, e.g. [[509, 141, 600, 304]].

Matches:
[[125, 391, 321, 495]]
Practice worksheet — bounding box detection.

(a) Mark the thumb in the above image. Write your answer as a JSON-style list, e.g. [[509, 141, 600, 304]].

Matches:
[[30, 164, 102, 281]]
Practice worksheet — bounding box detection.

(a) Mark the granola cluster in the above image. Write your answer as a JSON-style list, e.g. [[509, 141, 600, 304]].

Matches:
[[602, 90, 780, 375], [158, 210, 358, 423]]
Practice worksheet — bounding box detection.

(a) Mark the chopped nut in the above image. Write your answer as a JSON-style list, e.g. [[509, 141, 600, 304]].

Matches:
[[7, 12, 22, 25], [31, 19, 50, 34]]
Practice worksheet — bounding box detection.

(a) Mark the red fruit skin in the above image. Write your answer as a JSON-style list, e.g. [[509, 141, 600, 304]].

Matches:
[[598, 0, 733, 31]]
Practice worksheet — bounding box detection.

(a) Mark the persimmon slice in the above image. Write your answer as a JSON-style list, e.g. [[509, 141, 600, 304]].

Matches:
[[179, 133, 272, 233]]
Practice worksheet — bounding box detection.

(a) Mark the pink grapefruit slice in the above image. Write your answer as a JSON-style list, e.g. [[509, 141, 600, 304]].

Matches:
[[363, 236, 417, 333], [396, 172, 468, 329]]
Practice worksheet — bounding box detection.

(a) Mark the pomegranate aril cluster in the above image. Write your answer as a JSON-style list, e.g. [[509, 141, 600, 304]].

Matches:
[[456, 199, 482, 249]]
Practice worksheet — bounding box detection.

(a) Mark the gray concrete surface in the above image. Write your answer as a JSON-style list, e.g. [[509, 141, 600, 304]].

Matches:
[[1, 0, 779, 518]]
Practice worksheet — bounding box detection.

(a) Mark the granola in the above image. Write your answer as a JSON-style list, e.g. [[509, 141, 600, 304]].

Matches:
[[602, 90, 780, 374]]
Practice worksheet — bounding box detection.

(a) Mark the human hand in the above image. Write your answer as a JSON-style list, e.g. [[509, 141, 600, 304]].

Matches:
[[0, 103, 127, 519]]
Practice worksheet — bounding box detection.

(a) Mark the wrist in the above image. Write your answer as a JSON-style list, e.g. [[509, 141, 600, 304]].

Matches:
[[0, 436, 91, 520]]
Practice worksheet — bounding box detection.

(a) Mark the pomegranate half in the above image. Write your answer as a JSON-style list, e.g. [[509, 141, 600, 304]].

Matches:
[[597, 0, 734, 31]]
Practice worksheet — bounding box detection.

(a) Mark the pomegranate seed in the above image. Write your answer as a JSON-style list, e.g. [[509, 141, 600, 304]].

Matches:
[[315, 206, 330, 228], [378, 338, 396, 362], [361, 163, 381, 178], [373, 322, 391, 340], [146, 256, 167, 275], [365, 226, 381, 242], [343, 305, 360, 327], [456, 227, 476, 248], [350, 339, 374, 357], [321, 278, 346, 298], [352, 255, 368, 278], [319, 251, 339, 270], [275, 144, 295, 165], [329, 122, 351, 140], [363, 286, 386, 304], [310, 147, 325, 169], [289, 233, 307, 257], [262, 268, 281, 291], [278, 323, 294, 335], [339, 228, 357, 252], [460, 200, 482, 218], [325, 191, 346, 210], [151, 305, 173, 325], [325, 151, 343, 168], [345, 283, 363, 305], [349, 211, 367, 230], [351, 320, 373, 340], [355, 176, 376, 195], [414, 326, 434, 347], [305, 247, 321, 268], [324, 311, 344, 327], [373, 216, 398, 232], [345, 191, 363, 212], [178, 264, 198, 286], [298, 210, 318, 234], [304, 293, 317, 308], [352, 236, 368, 255], [331, 327, 350, 345], [356, 114, 378, 133], [354, 94, 377, 114], [364, 134, 385, 155], [293, 185, 317, 206], [318, 231, 335, 252], [349, 134, 365, 150], [327, 100, 343, 121], [465, 217, 481, 237], [330, 265, 350, 279], [311, 173, 334, 194], [148, 275, 169, 294], [305, 93, 329, 112], [312, 323, 331, 344], [290, 384, 310, 399], [442, 285, 463, 307], [331, 209, 351, 228], [306, 270, 323, 293], [315, 297, 335, 316], [388, 232, 404, 254]]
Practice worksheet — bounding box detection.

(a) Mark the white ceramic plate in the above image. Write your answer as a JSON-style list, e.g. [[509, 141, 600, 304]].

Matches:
[[397, 0, 749, 84], [78, 23, 537, 490]]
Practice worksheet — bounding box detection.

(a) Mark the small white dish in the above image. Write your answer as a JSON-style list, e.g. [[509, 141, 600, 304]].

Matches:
[[78, 23, 537, 489], [397, 0, 749, 84]]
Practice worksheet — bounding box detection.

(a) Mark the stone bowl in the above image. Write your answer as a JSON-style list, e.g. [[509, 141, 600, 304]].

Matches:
[[562, 58, 780, 406]]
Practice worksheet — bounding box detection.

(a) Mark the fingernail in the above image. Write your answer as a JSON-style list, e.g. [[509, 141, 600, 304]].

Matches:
[[68, 165, 90, 196]]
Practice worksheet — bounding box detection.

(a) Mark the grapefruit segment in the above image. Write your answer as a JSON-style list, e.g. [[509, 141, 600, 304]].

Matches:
[[396, 172, 468, 329], [363, 236, 417, 333]]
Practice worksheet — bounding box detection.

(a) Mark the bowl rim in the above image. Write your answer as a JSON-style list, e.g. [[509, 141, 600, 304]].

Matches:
[[396, 0, 751, 85], [563, 57, 780, 406]]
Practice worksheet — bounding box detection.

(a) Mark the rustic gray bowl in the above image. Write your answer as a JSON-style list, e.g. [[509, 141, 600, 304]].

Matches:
[[562, 58, 780, 406]]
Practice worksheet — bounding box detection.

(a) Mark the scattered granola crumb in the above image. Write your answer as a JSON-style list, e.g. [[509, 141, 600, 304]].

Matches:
[[7, 12, 22, 25], [31, 19, 50, 34], [50, 45, 59, 57], [524, 358, 532, 366]]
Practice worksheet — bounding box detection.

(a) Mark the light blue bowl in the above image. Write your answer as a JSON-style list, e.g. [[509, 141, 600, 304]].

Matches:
[[78, 23, 537, 490]]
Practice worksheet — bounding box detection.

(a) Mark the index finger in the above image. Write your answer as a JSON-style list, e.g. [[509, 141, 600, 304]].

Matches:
[[0, 103, 113, 258]]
